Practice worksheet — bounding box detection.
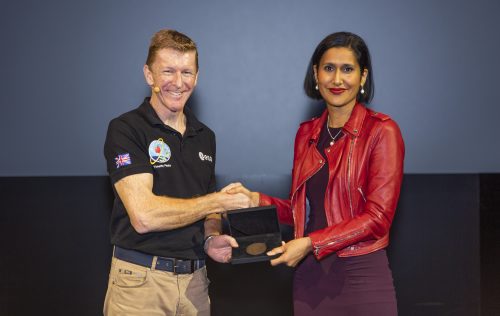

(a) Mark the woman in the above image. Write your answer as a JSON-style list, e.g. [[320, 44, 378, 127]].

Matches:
[[229, 32, 404, 315]]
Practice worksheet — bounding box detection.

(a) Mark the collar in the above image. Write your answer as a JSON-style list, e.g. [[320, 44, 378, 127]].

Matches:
[[138, 97, 204, 136], [342, 103, 368, 138], [307, 103, 368, 143]]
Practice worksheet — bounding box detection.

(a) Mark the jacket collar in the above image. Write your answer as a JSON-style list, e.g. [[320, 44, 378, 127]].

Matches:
[[307, 103, 367, 143], [342, 103, 368, 138], [139, 97, 204, 136]]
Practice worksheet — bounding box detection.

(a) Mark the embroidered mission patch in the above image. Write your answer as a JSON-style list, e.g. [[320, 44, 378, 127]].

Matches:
[[149, 138, 171, 165]]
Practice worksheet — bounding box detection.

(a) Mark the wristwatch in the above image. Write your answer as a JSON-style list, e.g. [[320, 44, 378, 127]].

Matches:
[[203, 234, 218, 252]]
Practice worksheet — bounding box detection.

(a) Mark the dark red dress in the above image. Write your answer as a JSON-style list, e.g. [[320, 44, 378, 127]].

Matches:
[[292, 125, 398, 316]]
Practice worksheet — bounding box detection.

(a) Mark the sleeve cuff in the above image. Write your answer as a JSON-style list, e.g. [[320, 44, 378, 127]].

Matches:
[[258, 192, 273, 206]]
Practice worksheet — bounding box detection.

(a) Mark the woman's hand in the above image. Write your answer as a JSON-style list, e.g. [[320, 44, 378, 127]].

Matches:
[[267, 237, 312, 267], [221, 182, 260, 207]]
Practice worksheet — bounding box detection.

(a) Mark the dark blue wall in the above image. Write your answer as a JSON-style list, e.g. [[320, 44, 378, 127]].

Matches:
[[1, 0, 500, 176]]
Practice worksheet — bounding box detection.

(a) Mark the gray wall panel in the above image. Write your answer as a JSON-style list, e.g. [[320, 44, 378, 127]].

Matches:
[[1, 0, 499, 176]]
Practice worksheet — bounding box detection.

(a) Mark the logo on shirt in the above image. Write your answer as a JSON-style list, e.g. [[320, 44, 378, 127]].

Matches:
[[149, 138, 171, 165], [199, 152, 213, 162], [115, 153, 132, 168]]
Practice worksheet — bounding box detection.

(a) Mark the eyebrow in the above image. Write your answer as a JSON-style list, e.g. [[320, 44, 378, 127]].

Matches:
[[322, 62, 356, 67], [159, 66, 196, 71]]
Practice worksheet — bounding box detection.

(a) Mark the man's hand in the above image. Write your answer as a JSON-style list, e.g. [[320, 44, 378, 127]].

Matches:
[[205, 234, 239, 263], [221, 182, 260, 207], [267, 237, 312, 267]]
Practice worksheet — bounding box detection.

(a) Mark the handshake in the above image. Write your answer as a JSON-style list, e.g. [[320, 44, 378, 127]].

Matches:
[[218, 182, 260, 210]]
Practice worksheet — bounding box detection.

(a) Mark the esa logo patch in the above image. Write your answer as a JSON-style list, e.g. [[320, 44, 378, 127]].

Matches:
[[199, 152, 213, 162], [149, 138, 171, 165]]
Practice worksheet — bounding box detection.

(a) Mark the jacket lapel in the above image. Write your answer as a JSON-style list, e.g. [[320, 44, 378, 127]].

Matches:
[[292, 111, 328, 194]]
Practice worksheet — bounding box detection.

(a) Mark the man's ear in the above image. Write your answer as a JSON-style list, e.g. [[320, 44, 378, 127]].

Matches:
[[143, 64, 154, 86]]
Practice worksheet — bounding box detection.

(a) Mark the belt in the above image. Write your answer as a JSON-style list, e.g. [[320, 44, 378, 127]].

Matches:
[[114, 246, 205, 275]]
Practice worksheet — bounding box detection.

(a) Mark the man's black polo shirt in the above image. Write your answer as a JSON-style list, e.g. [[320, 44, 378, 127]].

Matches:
[[104, 98, 216, 259]]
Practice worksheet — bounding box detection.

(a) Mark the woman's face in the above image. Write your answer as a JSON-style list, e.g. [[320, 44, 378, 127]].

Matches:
[[314, 47, 367, 110]]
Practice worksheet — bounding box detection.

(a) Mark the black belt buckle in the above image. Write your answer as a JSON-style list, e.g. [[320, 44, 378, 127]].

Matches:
[[173, 258, 192, 274], [173, 258, 181, 275]]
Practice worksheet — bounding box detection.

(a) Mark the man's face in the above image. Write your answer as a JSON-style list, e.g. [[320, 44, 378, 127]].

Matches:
[[144, 48, 198, 114]]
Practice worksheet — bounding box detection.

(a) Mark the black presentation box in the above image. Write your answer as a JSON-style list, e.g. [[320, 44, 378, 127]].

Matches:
[[226, 205, 282, 264]]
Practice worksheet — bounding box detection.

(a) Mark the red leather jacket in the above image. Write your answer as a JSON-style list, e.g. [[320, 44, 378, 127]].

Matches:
[[259, 104, 404, 259]]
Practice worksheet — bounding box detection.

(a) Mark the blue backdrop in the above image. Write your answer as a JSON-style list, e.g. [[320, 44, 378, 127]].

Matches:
[[1, 0, 499, 176]]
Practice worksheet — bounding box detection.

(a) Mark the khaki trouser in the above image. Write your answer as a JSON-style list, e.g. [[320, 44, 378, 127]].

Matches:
[[104, 257, 210, 316]]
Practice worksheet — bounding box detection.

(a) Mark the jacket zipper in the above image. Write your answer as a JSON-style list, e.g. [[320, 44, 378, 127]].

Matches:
[[314, 136, 363, 255], [347, 137, 355, 217], [357, 187, 366, 202], [314, 229, 365, 255], [291, 159, 325, 238]]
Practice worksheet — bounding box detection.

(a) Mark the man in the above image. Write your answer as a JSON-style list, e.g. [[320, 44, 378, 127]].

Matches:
[[103, 29, 247, 316]]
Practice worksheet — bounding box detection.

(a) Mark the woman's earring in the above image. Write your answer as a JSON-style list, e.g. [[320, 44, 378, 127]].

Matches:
[[153, 86, 160, 93], [315, 84, 319, 91], [360, 85, 365, 94]]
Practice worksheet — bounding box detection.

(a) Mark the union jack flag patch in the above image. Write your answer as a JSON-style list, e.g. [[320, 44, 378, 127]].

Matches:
[[115, 153, 131, 168]]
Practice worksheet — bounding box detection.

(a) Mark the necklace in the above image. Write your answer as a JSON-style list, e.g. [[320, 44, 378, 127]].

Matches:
[[326, 116, 342, 146]]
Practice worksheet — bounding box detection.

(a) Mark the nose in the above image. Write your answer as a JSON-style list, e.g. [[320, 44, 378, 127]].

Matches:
[[173, 71, 183, 88], [333, 69, 342, 86]]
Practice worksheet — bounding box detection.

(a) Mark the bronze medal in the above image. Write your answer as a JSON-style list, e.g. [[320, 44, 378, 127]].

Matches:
[[245, 242, 267, 256]]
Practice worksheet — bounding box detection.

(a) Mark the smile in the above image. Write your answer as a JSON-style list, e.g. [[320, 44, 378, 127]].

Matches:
[[329, 88, 346, 95], [167, 91, 183, 97]]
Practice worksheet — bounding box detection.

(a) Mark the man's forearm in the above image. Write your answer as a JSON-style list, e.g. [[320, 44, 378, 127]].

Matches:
[[115, 174, 250, 234], [133, 192, 225, 233]]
